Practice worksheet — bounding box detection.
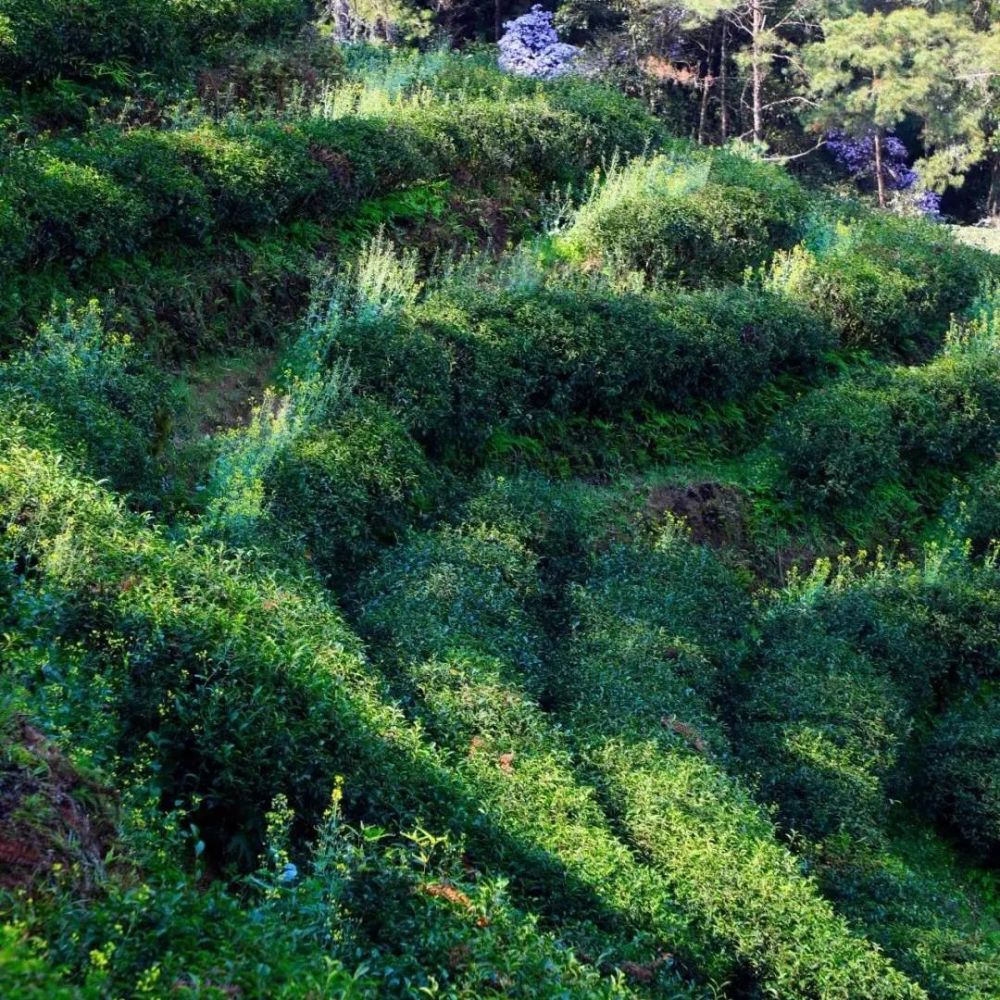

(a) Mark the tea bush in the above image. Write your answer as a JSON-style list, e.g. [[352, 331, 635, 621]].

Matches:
[[425, 54, 666, 157], [958, 462, 1000, 551], [0, 300, 162, 494], [767, 215, 993, 351], [772, 304, 1000, 515], [772, 382, 903, 509], [0, 69, 669, 348], [335, 276, 829, 456], [8, 779, 637, 999], [924, 693, 1000, 860], [357, 522, 927, 996], [559, 153, 809, 285], [3, 12, 999, 995], [0, 0, 310, 85], [265, 398, 438, 582], [737, 613, 909, 842], [3, 147, 148, 264], [0, 428, 445, 864], [555, 531, 923, 999]]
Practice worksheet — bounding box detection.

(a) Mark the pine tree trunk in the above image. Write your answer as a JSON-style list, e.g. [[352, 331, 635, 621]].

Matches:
[[874, 128, 887, 208], [720, 21, 730, 141], [988, 150, 1000, 221], [698, 42, 714, 145], [495, 0, 503, 42], [751, 0, 764, 145]]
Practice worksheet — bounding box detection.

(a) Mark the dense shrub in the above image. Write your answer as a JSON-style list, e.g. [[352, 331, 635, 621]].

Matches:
[[958, 463, 1000, 552], [3, 147, 148, 264], [707, 148, 809, 223], [737, 614, 909, 842], [60, 128, 215, 242], [0, 0, 310, 85], [0, 75, 665, 348], [910, 564, 1000, 690], [588, 740, 922, 1000], [555, 531, 923, 999], [427, 54, 666, 158], [768, 553, 1000, 714], [560, 153, 808, 285], [2, 20, 999, 995], [891, 354, 1000, 468], [358, 521, 926, 996], [336, 275, 829, 455], [360, 524, 545, 675], [924, 693, 1000, 861], [265, 399, 437, 582], [768, 215, 993, 351], [0, 301, 162, 493], [459, 473, 615, 591], [164, 122, 326, 230], [0, 429, 450, 864], [5, 780, 631, 999], [772, 302, 1000, 514], [559, 534, 746, 748], [772, 383, 903, 508]]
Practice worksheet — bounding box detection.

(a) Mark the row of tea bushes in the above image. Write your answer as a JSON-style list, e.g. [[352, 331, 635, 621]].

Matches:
[[772, 289, 1000, 514], [0, 0, 311, 85], [356, 510, 925, 999]]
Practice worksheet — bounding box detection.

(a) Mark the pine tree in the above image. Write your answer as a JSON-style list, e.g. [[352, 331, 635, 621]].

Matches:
[[804, 8, 1000, 206]]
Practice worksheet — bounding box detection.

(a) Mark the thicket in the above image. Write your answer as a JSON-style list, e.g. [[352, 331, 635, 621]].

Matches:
[[0, 1, 312, 85]]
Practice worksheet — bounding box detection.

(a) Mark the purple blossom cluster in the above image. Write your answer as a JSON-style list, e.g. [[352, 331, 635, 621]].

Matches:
[[912, 187, 943, 219], [826, 130, 913, 189], [826, 129, 940, 217], [498, 5, 580, 80]]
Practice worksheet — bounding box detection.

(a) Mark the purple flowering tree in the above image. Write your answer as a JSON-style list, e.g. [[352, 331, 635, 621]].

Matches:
[[826, 130, 941, 218], [498, 5, 580, 81]]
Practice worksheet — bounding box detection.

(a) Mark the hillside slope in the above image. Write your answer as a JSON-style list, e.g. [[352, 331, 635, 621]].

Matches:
[[1, 10, 998, 999]]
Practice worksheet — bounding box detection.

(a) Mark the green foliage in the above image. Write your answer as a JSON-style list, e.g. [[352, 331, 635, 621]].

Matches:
[[360, 524, 545, 675], [558, 151, 809, 285], [0, 0, 310, 85], [0, 924, 76, 999], [557, 530, 923, 1000], [738, 613, 909, 842], [2, 18, 1000, 998], [4, 146, 147, 264], [265, 398, 437, 582], [333, 265, 829, 458], [772, 291, 1000, 517], [772, 382, 902, 509], [924, 692, 1000, 860], [767, 215, 993, 351], [0, 56, 670, 349], [0, 429, 410, 865], [4, 777, 640, 998], [0, 300, 162, 494], [957, 462, 1000, 552]]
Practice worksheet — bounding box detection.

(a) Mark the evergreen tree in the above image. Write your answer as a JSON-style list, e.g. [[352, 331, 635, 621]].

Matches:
[[804, 8, 1000, 206]]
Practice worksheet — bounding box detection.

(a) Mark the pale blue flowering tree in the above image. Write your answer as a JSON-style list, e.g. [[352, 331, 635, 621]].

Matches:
[[498, 5, 580, 80]]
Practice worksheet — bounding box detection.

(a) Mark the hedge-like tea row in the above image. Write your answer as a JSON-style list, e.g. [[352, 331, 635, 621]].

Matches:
[[0, 0, 311, 84], [331, 278, 830, 456], [357, 516, 924, 999], [772, 291, 1000, 510], [0, 95, 649, 272], [767, 215, 995, 352], [555, 150, 810, 285], [0, 64, 664, 347]]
